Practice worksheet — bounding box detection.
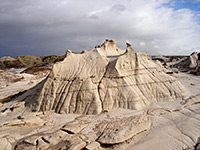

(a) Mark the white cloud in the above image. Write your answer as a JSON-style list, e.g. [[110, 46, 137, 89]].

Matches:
[[139, 41, 146, 46], [0, 0, 200, 56]]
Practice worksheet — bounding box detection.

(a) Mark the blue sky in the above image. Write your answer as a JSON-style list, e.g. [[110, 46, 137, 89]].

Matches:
[[169, 0, 200, 11], [0, 0, 200, 57], [164, 0, 200, 23]]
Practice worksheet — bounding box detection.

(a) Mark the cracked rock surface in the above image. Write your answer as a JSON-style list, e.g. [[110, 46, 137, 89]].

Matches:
[[1, 94, 200, 150]]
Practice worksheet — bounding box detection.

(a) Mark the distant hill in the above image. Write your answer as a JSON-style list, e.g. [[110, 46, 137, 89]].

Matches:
[[0, 55, 65, 69]]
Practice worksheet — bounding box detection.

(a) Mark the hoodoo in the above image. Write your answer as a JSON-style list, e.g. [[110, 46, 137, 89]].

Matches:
[[24, 39, 188, 114]]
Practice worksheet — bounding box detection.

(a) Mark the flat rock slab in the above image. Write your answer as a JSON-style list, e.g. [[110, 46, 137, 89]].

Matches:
[[15, 130, 86, 150], [61, 119, 91, 134], [97, 114, 151, 144]]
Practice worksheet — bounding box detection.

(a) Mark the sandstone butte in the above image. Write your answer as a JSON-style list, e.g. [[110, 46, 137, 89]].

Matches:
[[22, 39, 188, 114]]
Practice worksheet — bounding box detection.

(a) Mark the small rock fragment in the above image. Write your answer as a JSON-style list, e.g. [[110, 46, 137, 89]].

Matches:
[[85, 141, 101, 150]]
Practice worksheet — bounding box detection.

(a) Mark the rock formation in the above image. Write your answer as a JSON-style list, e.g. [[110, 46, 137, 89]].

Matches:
[[40, 55, 64, 64], [17, 55, 44, 67], [0, 70, 23, 88], [0, 55, 64, 70], [172, 52, 199, 72], [196, 67, 200, 75], [22, 39, 188, 114], [0, 56, 23, 69], [0, 40, 200, 150]]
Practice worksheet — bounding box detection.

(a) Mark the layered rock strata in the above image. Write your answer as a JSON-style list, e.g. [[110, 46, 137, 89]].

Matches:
[[24, 40, 188, 114]]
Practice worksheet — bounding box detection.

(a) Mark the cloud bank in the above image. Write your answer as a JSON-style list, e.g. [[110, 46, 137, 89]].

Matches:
[[0, 0, 200, 57]]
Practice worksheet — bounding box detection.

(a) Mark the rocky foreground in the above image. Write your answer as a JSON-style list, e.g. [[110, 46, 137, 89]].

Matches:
[[0, 40, 200, 150]]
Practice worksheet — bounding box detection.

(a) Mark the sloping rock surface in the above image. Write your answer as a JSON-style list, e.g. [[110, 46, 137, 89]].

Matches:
[[172, 52, 199, 72], [21, 65, 52, 76], [23, 40, 188, 114], [0, 70, 23, 88]]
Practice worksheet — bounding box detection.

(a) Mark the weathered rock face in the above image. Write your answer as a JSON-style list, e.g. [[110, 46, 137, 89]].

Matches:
[[25, 40, 188, 114], [196, 67, 200, 75], [172, 52, 199, 71], [0, 70, 24, 88]]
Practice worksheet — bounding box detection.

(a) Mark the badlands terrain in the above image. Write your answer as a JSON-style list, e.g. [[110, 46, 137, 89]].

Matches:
[[0, 40, 200, 150]]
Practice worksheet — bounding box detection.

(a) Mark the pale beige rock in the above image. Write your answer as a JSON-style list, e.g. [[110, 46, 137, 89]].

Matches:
[[22, 40, 188, 114], [189, 52, 199, 68], [43, 110, 55, 115], [65, 49, 72, 57], [7, 93, 200, 150], [23, 116, 45, 126], [0, 137, 12, 150], [1, 115, 45, 127], [0, 103, 3, 108], [79, 121, 109, 143], [9, 101, 25, 110], [85, 141, 101, 150], [0, 70, 23, 88], [62, 119, 91, 134], [15, 130, 86, 150], [0, 71, 45, 101], [1, 119, 25, 127], [97, 115, 151, 144]]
